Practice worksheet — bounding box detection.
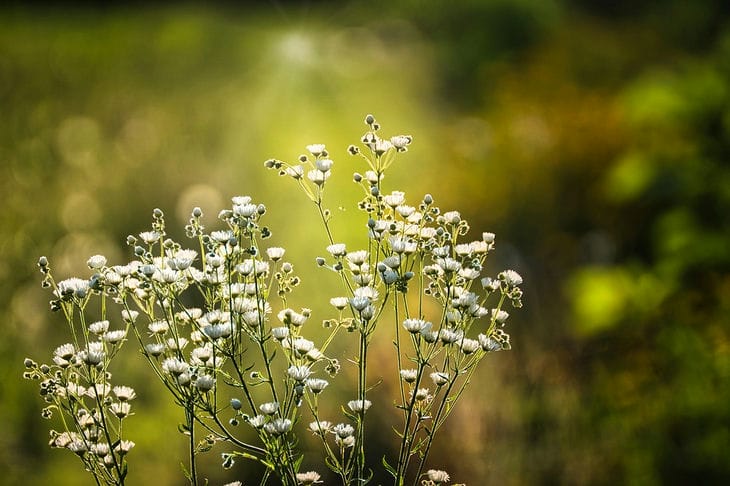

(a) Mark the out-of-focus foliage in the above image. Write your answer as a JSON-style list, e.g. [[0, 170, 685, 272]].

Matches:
[[2, 1, 730, 485]]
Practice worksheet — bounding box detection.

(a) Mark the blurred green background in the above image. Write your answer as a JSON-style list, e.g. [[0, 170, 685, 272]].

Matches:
[[2, 1, 730, 484]]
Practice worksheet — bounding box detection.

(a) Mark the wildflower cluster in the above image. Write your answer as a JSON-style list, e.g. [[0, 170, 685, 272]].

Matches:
[[267, 114, 523, 484], [24, 256, 135, 485], [27, 115, 523, 486]]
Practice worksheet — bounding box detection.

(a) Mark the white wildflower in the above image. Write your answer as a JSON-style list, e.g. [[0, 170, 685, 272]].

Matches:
[[54, 343, 75, 360], [161, 357, 188, 376], [144, 343, 164, 356], [259, 402, 279, 415], [383, 190, 406, 207], [345, 250, 368, 265], [492, 308, 510, 324], [442, 211, 461, 224], [264, 418, 292, 435], [115, 440, 135, 455], [307, 169, 330, 185], [315, 158, 333, 172], [347, 399, 372, 413], [308, 420, 332, 435], [478, 333, 502, 352], [103, 330, 126, 344], [296, 471, 322, 485], [109, 402, 132, 418], [86, 254, 107, 269], [326, 243, 347, 257], [306, 144, 326, 156], [427, 469, 450, 483], [390, 135, 412, 150], [414, 388, 431, 401], [148, 320, 169, 335], [430, 372, 449, 387], [266, 247, 286, 261], [500, 269, 523, 287], [194, 374, 215, 392], [305, 378, 329, 394], [121, 309, 139, 323], [233, 203, 257, 218], [329, 297, 349, 310], [331, 423, 354, 439], [460, 338, 480, 355], [138, 231, 160, 244], [287, 365, 312, 381], [400, 369, 418, 383], [403, 318, 431, 334], [271, 326, 290, 340], [286, 165, 305, 179], [113, 386, 136, 401], [248, 415, 266, 429], [56, 278, 89, 297]]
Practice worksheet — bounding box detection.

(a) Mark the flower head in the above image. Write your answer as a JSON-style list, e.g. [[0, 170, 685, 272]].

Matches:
[[248, 415, 266, 429], [271, 326, 290, 340], [500, 269, 523, 287], [307, 169, 330, 185], [266, 247, 286, 261], [56, 278, 89, 298], [330, 297, 349, 310], [306, 144, 326, 156], [347, 399, 372, 413], [264, 418, 292, 435], [109, 401, 132, 418], [430, 372, 449, 387], [296, 471, 322, 485], [194, 374, 216, 392], [400, 369, 418, 383], [287, 365, 312, 382], [427, 469, 450, 483], [403, 318, 431, 334], [305, 378, 329, 394], [326, 243, 347, 257], [309, 420, 332, 435], [331, 423, 354, 439], [54, 343, 75, 360], [460, 338, 480, 355], [87, 255, 107, 269], [259, 401, 279, 415], [144, 343, 165, 357], [345, 250, 368, 265], [113, 386, 137, 401], [383, 191, 406, 207], [115, 440, 135, 455], [103, 329, 127, 344], [161, 357, 188, 376], [315, 159, 333, 172]]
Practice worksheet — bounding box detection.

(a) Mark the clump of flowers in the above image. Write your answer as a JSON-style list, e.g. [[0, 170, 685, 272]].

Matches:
[[25, 115, 523, 485], [24, 256, 135, 485]]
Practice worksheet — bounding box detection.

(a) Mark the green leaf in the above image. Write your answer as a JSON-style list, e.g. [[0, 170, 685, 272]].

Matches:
[[180, 462, 191, 481], [325, 455, 340, 474], [382, 455, 397, 477]]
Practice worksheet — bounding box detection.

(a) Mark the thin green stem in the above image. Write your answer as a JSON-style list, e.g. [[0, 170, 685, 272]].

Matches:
[[186, 399, 199, 486], [356, 327, 368, 482], [412, 377, 458, 485]]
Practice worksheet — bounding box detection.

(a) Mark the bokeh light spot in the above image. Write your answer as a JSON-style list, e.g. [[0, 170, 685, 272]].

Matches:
[[56, 116, 101, 168], [176, 183, 225, 226]]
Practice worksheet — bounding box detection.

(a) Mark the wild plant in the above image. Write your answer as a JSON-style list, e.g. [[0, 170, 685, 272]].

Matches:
[[25, 115, 522, 486]]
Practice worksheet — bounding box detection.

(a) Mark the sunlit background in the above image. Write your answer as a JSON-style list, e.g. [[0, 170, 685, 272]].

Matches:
[[2, 1, 730, 484]]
